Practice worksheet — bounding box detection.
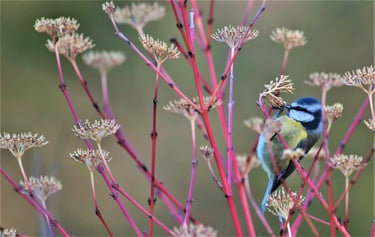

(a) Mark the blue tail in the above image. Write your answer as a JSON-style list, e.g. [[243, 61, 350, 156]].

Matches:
[[261, 174, 276, 213]]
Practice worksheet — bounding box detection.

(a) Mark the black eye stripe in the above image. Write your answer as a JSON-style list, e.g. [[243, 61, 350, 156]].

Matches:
[[291, 106, 310, 113]]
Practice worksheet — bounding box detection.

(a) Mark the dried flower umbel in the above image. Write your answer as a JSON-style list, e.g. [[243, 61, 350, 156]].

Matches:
[[342, 65, 375, 132], [70, 148, 111, 172], [236, 154, 261, 174], [173, 223, 218, 237], [0, 132, 48, 159], [34, 16, 79, 39], [261, 75, 294, 108], [83, 51, 126, 74], [164, 96, 222, 120], [271, 27, 307, 50], [211, 25, 259, 49], [325, 103, 344, 132], [20, 176, 62, 202], [200, 145, 214, 160], [102, 1, 115, 16], [46, 32, 95, 61], [114, 2, 165, 36], [0, 228, 16, 237], [72, 119, 120, 143], [330, 154, 363, 177], [266, 187, 305, 220], [306, 72, 344, 92], [139, 34, 180, 65]]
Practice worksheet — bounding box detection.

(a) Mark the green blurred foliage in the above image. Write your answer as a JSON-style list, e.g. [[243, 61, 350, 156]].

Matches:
[[1, 0, 373, 236]]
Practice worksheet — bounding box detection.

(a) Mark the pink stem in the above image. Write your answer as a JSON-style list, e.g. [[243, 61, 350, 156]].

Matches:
[[226, 47, 236, 190], [90, 171, 113, 236], [183, 119, 198, 226], [240, 0, 255, 26], [244, 176, 274, 236], [149, 65, 161, 237], [280, 49, 290, 75], [97, 167, 143, 237]]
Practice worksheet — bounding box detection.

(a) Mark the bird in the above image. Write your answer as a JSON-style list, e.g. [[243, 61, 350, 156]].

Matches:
[[257, 97, 323, 213]]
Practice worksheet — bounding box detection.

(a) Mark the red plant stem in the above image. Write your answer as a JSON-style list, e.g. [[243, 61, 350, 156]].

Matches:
[[90, 171, 113, 237], [97, 167, 143, 237], [70, 59, 106, 118], [169, 0, 189, 49], [183, 119, 198, 226], [109, 17, 198, 112], [0, 167, 69, 237], [241, 135, 259, 178], [178, 1, 246, 234], [320, 90, 337, 237], [171, 39, 213, 94], [282, 143, 324, 234], [371, 218, 375, 237], [240, 0, 255, 26], [111, 180, 176, 236], [149, 64, 161, 237], [156, 188, 185, 224], [301, 213, 320, 237], [244, 175, 274, 236], [335, 97, 369, 156], [54, 47, 80, 122], [226, 47, 236, 190]]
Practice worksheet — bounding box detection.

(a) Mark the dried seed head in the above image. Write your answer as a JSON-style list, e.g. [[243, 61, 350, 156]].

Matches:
[[266, 187, 305, 220], [236, 154, 261, 174], [364, 118, 375, 132], [262, 75, 294, 108], [0, 228, 16, 237], [262, 118, 282, 140], [163, 96, 221, 120], [306, 72, 344, 91], [0, 132, 48, 159], [139, 34, 180, 64], [70, 148, 111, 172], [20, 176, 62, 202], [173, 223, 218, 237], [102, 1, 116, 16], [211, 25, 259, 49], [330, 154, 363, 177], [306, 147, 326, 161], [342, 66, 375, 93], [271, 27, 307, 50], [244, 117, 264, 134], [47, 33, 95, 61], [325, 103, 343, 121], [283, 148, 305, 161], [34, 16, 79, 38], [83, 51, 126, 74], [114, 2, 165, 30], [72, 119, 120, 143], [200, 145, 214, 161]]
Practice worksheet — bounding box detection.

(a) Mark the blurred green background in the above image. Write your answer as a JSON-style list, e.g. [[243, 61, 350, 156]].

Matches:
[[1, 0, 374, 236]]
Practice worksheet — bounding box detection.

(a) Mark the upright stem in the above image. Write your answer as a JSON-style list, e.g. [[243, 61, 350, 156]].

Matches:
[[16, 157, 31, 192], [97, 143, 117, 186], [149, 63, 161, 237], [280, 49, 290, 75], [100, 72, 115, 119], [183, 119, 197, 226], [344, 176, 349, 230], [90, 171, 113, 237], [41, 201, 55, 237], [226, 47, 236, 190]]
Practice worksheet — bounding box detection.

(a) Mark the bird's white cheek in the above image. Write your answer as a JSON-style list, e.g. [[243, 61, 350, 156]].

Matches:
[[288, 110, 314, 123]]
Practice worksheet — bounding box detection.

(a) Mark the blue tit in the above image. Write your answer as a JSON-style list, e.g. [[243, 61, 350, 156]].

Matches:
[[257, 97, 323, 213]]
